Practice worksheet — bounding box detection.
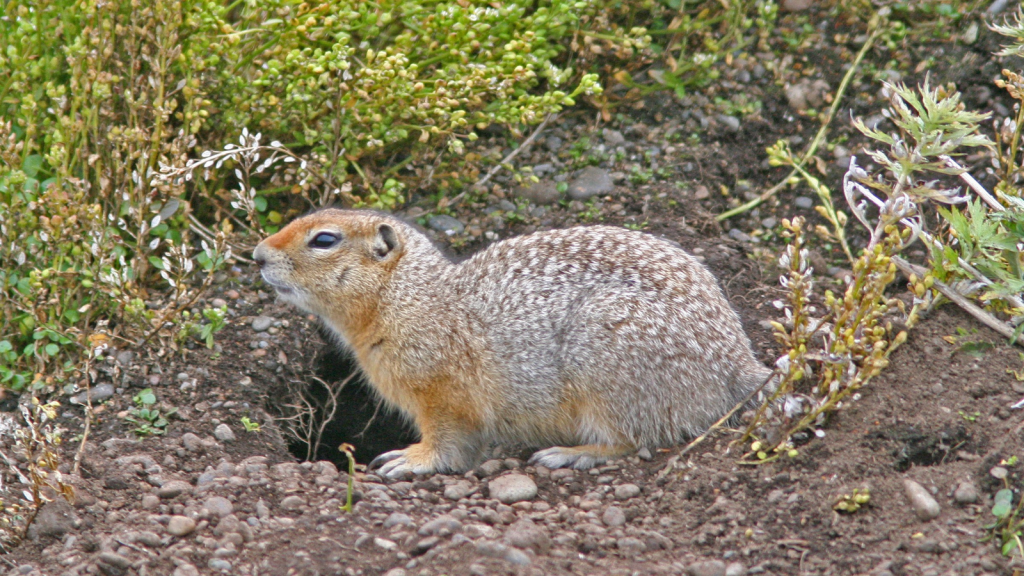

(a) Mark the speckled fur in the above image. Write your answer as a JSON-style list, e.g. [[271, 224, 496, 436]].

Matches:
[[253, 209, 771, 478]]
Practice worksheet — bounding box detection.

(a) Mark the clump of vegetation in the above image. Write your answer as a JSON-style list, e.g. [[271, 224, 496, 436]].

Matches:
[[744, 12, 1024, 464], [985, 456, 1024, 558], [125, 388, 176, 437], [0, 397, 75, 545]]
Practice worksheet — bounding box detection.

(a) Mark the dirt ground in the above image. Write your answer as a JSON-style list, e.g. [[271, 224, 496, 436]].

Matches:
[[4, 6, 1024, 576]]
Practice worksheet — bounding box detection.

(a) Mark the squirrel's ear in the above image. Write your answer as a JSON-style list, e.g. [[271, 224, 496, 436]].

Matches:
[[372, 224, 401, 259]]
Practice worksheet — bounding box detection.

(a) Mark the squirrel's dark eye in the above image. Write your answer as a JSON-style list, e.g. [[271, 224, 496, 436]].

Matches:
[[309, 232, 340, 249]]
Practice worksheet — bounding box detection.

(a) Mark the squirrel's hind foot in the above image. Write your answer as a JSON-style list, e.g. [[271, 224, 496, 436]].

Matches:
[[528, 444, 634, 470]]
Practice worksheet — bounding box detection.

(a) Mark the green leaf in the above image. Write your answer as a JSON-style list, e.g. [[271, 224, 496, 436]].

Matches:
[[22, 154, 44, 178], [136, 388, 157, 405], [148, 256, 165, 270], [44, 343, 59, 356], [253, 195, 268, 212], [993, 489, 1014, 518], [0, 341, 11, 354]]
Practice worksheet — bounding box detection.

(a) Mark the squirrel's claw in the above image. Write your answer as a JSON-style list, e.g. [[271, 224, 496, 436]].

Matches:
[[368, 449, 405, 472], [370, 446, 437, 479]]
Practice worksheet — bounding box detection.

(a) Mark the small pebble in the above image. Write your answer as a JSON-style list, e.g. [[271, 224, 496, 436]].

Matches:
[[794, 196, 814, 209], [444, 480, 473, 501], [903, 479, 941, 521], [614, 483, 641, 500], [280, 495, 305, 511], [687, 560, 727, 576], [602, 506, 626, 527], [205, 496, 234, 517], [167, 516, 197, 536], [954, 482, 980, 505], [725, 562, 747, 576], [251, 316, 274, 332], [213, 424, 236, 442], [488, 474, 537, 504]]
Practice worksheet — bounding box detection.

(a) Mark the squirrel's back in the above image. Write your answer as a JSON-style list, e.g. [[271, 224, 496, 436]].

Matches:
[[254, 210, 771, 476]]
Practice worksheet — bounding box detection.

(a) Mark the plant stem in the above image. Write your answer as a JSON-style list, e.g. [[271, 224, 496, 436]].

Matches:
[[717, 22, 881, 222]]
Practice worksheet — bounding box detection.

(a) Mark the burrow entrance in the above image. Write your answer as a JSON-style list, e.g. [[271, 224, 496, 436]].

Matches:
[[282, 341, 417, 469]]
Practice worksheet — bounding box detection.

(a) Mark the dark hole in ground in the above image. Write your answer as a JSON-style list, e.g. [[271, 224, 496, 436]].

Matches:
[[285, 337, 417, 468], [865, 425, 970, 472]]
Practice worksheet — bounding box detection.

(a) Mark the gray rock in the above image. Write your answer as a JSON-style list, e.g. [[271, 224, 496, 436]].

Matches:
[[532, 163, 556, 176], [602, 506, 626, 527], [545, 136, 563, 152], [477, 459, 505, 477], [27, 499, 77, 540], [384, 512, 413, 528], [637, 447, 653, 461], [69, 383, 115, 405], [251, 316, 274, 332], [761, 217, 778, 229], [725, 562, 747, 576], [444, 480, 474, 501], [617, 536, 646, 555], [488, 474, 537, 504], [504, 547, 532, 565], [427, 215, 465, 235], [213, 423, 236, 442], [785, 79, 830, 112], [602, 128, 626, 146], [687, 560, 727, 576], [794, 196, 814, 209], [504, 518, 550, 554], [515, 181, 560, 205], [181, 433, 203, 452], [413, 536, 441, 555], [383, 570, 407, 576], [115, 351, 134, 366], [98, 553, 131, 569], [903, 479, 941, 521], [567, 166, 614, 200], [419, 514, 463, 536], [173, 564, 200, 576], [157, 480, 193, 499], [782, 0, 813, 10], [134, 531, 162, 547], [614, 483, 641, 500], [728, 228, 753, 243], [280, 495, 305, 511], [717, 115, 741, 132], [167, 516, 197, 536], [374, 537, 398, 551], [954, 482, 980, 505], [205, 496, 234, 517], [207, 559, 232, 571]]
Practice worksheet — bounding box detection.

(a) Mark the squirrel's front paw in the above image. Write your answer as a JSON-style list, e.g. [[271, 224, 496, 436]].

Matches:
[[368, 444, 438, 479]]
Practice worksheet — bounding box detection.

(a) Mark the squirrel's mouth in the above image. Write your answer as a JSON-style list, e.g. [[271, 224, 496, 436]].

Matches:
[[259, 272, 295, 295]]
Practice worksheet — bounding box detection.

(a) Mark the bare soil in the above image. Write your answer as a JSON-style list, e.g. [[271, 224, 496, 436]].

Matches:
[[5, 7, 1024, 576]]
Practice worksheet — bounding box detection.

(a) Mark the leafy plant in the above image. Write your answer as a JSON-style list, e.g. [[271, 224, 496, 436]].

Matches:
[[834, 487, 871, 513], [984, 456, 1024, 558], [240, 417, 261, 433], [125, 388, 176, 438], [0, 397, 75, 545], [339, 442, 357, 513]]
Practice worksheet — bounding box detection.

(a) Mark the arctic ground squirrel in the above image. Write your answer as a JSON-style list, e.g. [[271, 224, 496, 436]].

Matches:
[[253, 209, 772, 478]]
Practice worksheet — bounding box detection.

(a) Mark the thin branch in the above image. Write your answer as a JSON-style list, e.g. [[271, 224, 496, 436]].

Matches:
[[893, 257, 1022, 346], [443, 113, 558, 208], [942, 155, 1004, 211], [717, 24, 880, 221]]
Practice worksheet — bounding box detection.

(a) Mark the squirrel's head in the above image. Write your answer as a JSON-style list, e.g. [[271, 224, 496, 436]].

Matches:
[[253, 209, 405, 318]]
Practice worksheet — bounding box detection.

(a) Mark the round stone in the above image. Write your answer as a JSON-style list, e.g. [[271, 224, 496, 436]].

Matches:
[[488, 474, 537, 504], [167, 516, 197, 537]]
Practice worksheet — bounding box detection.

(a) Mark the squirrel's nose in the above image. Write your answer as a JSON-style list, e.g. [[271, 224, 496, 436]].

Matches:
[[252, 243, 267, 268]]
